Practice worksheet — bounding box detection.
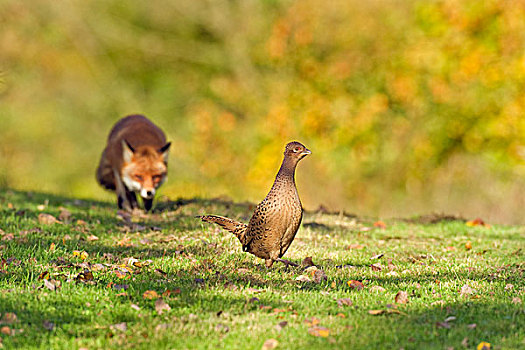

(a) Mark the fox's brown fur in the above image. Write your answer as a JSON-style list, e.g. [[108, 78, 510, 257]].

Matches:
[[96, 115, 171, 211]]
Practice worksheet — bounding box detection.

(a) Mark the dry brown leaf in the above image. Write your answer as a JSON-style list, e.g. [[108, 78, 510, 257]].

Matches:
[[274, 321, 288, 332], [296, 275, 312, 282], [49, 243, 56, 251], [0, 313, 17, 325], [308, 326, 330, 337], [42, 320, 55, 331], [301, 256, 315, 267], [371, 263, 382, 271], [75, 270, 94, 283], [395, 291, 409, 304], [368, 310, 385, 315], [465, 241, 472, 250], [304, 317, 320, 327], [460, 284, 475, 297], [111, 322, 127, 332], [155, 298, 171, 315], [1, 326, 11, 335], [466, 218, 490, 228], [38, 213, 61, 225], [337, 298, 353, 307], [347, 280, 364, 290], [347, 243, 364, 250], [262, 338, 279, 350], [143, 290, 159, 299], [373, 221, 387, 229], [58, 209, 72, 222], [512, 297, 522, 304], [87, 235, 99, 242], [369, 285, 386, 293], [44, 279, 58, 291], [313, 269, 327, 283]]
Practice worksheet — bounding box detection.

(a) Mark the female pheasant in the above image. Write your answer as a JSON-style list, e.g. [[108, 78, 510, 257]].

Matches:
[[198, 141, 311, 268]]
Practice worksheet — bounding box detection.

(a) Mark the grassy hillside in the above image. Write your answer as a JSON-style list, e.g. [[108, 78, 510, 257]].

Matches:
[[0, 190, 523, 349]]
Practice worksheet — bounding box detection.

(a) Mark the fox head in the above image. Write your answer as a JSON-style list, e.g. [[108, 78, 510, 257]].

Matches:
[[120, 140, 171, 200]]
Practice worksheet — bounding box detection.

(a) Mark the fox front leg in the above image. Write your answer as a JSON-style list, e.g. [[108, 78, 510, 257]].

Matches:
[[114, 170, 133, 211]]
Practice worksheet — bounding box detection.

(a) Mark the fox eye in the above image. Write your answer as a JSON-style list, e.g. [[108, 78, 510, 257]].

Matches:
[[134, 175, 143, 181], [152, 175, 162, 182]]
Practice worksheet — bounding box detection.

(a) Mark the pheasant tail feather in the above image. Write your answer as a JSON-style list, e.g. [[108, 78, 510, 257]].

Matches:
[[198, 215, 247, 243]]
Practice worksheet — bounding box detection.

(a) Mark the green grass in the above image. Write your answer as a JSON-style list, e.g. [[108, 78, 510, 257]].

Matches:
[[0, 190, 523, 349]]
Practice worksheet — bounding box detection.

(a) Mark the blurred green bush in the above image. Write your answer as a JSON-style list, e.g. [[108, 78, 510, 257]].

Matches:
[[1, 0, 524, 223]]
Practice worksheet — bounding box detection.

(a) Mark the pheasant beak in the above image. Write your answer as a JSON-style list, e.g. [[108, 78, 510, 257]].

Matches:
[[301, 148, 312, 156]]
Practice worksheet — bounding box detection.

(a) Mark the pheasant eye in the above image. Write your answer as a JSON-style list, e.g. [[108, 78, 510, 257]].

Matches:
[[294, 147, 301, 152]]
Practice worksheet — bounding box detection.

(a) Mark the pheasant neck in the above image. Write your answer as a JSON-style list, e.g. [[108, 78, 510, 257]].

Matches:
[[276, 156, 297, 183]]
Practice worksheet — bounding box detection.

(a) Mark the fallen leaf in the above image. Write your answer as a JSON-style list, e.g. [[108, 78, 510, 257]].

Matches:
[[38, 213, 61, 225], [347, 243, 364, 250], [58, 209, 71, 222], [111, 322, 127, 332], [370, 253, 384, 260], [373, 221, 387, 229], [131, 304, 141, 311], [42, 320, 55, 331], [162, 289, 181, 297], [44, 279, 58, 291], [296, 275, 312, 282], [347, 280, 364, 290], [460, 284, 475, 297], [512, 297, 521, 304], [301, 256, 315, 267], [371, 263, 382, 271], [313, 270, 327, 283], [1, 326, 11, 335], [369, 285, 386, 293], [462, 337, 469, 347], [336, 313, 346, 318], [466, 218, 490, 228], [467, 323, 477, 329], [38, 271, 50, 280], [155, 298, 171, 315], [87, 235, 99, 242], [143, 290, 159, 299], [0, 313, 17, 325], [368, 309, 385, 315], [465, 241, 472, 250], [237, 268, 250, 274], [215, 323, 229, 333], [72, 250, 89, 260], [49, 243, 56, 251], [76, 219, 87, 226], [304, 317, 320, 327], [113, 284, 129, 291], [395, 291, 409, 304], [262, 338, 279, 350], [476, 342, 490, 350], [436, 321, 451, 329], [504, 284, 514, 290], [75, 270, 94, 282], [246, 288, 263, 293], [308, 326, 330, 337], [337, 298, 353, 307], [274, 321, 288, 332]]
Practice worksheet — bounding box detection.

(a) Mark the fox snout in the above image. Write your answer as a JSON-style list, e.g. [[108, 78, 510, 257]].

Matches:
[[140, 187, 155, 200]]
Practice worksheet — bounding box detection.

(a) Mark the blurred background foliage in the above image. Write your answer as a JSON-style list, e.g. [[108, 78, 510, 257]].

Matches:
[[1, 0, 524, 223]]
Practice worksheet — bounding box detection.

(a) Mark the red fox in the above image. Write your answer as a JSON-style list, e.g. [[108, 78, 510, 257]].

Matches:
[[96, 115, 171, 211]]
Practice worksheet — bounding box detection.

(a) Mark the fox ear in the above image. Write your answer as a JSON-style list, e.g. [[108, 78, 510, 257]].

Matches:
[[158, 142, 171, 162], [121, 139, 135, 163]]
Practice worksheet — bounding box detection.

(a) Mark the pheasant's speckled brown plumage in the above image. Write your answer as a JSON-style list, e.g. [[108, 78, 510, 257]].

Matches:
[[199, 141, 311, 267]]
